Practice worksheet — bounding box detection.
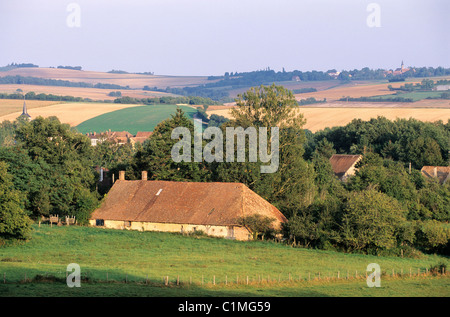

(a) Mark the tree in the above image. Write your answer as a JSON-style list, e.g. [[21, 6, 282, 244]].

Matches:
[[10, 117, 99, 223], [230, 83, 305, 129], [213, 84, 316, 217], [0, 162, 32, 242], [237, 214, 275, 240], [339, 189, 408, 254], [132, 108, 211, 181]]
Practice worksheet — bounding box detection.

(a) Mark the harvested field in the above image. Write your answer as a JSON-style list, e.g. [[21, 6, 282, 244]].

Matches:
[[0, 84, 174, 101], [0, 99, 61, 117], [207, 107, 450, 132], [294, 82, 402, 101], [0, 68, 215, 89], [0, 102, 146, 126]]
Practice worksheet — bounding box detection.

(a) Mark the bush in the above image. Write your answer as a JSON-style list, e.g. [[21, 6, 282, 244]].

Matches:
[[415, 220, 450, 254], [428, 262, 447, 275], [237, 214, 276, 240], [338, 189, 408, 255]]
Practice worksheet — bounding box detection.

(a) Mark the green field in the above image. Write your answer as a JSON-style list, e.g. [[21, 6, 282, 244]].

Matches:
[[373, 90, 448, 101], [0, 225, 448, 297], [75, 104, 197, 135]]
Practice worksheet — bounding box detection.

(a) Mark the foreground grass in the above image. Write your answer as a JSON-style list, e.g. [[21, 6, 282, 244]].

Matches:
[[0, 225, 448, 297], [1, 276, 449, 297]]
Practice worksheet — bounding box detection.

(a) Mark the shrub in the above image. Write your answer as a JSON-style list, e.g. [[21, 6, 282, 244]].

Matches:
[[415, 220, 450, 254], [237, 214, 276, 240], [338, 189, 408, 255]]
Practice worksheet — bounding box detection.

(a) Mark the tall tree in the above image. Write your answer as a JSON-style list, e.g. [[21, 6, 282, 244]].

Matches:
[[214, 84, 316, 216]]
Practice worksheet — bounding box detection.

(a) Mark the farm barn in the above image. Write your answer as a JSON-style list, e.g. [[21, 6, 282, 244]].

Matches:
[[89, 171, 287, 240]]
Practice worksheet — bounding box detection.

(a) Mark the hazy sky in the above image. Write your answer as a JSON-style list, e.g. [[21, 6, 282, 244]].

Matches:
[[0, 0, 449, 76]]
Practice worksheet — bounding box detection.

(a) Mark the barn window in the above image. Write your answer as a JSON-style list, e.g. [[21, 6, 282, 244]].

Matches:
[[124, 221, 131, 228], [96, 219, 104, 226]]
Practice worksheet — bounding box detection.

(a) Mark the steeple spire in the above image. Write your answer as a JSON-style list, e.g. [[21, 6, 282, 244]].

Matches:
[[21, 97, 31, 119]]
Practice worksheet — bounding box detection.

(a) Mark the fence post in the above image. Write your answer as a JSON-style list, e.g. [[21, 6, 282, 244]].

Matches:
[[337, 271, 340, 279]]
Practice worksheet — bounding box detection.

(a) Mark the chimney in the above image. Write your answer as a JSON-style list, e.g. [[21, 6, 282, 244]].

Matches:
[[119, 171, 125, 181], [141, 171, 148, 180], [434, 167, 437, 178]]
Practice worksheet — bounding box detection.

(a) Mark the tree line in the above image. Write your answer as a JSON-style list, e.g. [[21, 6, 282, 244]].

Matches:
[[0, 84, 449, 257], [0, 75, 130, 90]]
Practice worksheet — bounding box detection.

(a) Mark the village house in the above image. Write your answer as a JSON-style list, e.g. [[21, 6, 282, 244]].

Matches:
[[420, 166, 450, 184], [89, 171, 287, 241], [129, 131, 153, 145], [329, 154, 363, 181], [87, 130, 152, 146]]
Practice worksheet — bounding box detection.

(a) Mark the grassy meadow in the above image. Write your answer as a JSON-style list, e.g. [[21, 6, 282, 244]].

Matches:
[[0, 225, 448, 297], [75, 104, 197, 135], [373, 91, 448, 101]]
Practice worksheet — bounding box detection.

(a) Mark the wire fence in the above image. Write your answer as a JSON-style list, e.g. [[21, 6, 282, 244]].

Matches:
[[1, 267, 447, 286]]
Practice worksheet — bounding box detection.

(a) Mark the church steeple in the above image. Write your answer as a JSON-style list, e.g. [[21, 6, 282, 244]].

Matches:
[[21, 97, 31, 119]]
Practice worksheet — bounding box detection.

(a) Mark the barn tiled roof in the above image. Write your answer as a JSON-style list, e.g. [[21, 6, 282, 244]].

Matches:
[[90, 180, 287, 228], [421, 166, 450, 184], [329, 154, 363, 179]]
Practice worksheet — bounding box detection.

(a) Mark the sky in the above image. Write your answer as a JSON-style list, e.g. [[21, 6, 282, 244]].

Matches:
[[0, 0, 449, 76]]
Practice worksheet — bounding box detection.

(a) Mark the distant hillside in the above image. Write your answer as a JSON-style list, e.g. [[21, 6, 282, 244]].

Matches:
[[0, 67, 214, 90]]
